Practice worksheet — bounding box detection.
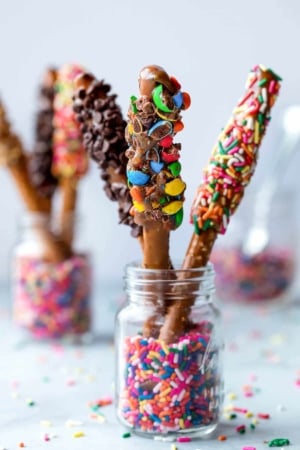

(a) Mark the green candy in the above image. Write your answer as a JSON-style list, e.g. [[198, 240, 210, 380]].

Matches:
[[168, 161, 181, 177], [175, 208, 184, 227], [268, 439, 290, 447], [130, 95, 138, 113], [192, 214, 200, 234], [152, 84, 173, 113]]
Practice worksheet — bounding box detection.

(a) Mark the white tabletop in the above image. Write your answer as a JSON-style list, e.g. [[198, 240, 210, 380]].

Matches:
[[1, 283, 300, 450]]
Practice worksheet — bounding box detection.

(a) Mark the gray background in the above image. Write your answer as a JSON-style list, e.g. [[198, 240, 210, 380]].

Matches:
[[1, 0, 300, 285]]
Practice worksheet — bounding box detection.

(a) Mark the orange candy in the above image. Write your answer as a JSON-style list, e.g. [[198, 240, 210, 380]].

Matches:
[[174, 121, 184, 133]]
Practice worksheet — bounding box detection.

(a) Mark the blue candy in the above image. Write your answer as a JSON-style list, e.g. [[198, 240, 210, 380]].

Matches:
[[150, 160, 164, 173], [127, 170, 150, 186], [173, 91, 183, 109]]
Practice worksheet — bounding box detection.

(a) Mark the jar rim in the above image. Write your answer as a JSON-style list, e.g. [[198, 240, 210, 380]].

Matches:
[[124, 261, 215, 287]]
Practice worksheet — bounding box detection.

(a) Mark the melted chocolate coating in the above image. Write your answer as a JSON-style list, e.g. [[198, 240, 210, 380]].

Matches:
[[29, 68, 58, 198], [73, 74, 142, 238]]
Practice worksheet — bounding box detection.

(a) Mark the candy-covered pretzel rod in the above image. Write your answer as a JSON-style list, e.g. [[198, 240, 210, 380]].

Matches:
[[159, 64, 282, 343], [52, 64, 89, 247], [126, 65, 190, 269], [72, 72, 142, 242], [0, 99, 70, 262], [29, 67, 58, 208]]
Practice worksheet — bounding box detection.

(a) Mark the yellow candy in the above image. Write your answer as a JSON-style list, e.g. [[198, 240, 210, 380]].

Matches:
[[165, 178, 186, 196], [127, 123, 134, 134], [151, 201, 160, 209], [133, 200, 145, 212], [72, 431, 85, 438], [162, 201, 183, 215]]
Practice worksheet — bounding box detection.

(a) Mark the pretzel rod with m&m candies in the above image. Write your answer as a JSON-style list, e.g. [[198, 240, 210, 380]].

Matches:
[[126, 65, 190, 270], [159, 64, 282, 343]]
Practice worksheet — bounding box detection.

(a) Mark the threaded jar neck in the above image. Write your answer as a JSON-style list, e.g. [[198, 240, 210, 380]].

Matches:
[[124, 261, 216, 305]]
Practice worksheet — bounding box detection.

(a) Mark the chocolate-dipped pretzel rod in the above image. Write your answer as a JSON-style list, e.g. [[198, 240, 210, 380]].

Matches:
[[126, 65, 190, 269], [52, 64, 89, 247], [72, 72, 142, 241], [29, 67, 58, 206], [0, 100, 70, 262], [159, 64, 282, 343]]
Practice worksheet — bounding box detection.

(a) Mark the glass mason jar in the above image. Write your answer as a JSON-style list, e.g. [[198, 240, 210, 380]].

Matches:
[[11, 212, 92, 341], [211, 189, 298, 303], [115, 262, 224, 438]]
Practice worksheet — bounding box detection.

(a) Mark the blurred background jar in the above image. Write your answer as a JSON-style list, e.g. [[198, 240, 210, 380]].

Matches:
[[11, 212, 92, 341], [211, 188, 299, 304]]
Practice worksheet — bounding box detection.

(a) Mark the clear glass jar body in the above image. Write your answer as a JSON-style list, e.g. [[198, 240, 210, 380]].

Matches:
[[12, 213, 92, 340], [211, 190, 298, 303], [115, 262, 224, 438]]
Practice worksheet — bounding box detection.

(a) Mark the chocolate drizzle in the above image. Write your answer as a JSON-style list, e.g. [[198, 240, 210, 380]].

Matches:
[[29, 68, 58, 198], [73, 74, 142, 238]]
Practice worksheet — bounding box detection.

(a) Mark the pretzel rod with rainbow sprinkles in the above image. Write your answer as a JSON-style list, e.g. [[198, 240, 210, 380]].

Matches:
[[159, 64, 282, 343], [52, 64, 88, 247]]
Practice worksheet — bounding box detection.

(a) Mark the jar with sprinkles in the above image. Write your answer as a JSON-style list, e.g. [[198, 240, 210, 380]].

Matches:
[[211, 189, 298, 303], [11, 212, 92, 341], [115, 262, 224, 438]]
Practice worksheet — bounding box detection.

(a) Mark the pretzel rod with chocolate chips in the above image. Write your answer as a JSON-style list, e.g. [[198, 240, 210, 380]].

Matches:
[[52, 64, 89, 247], [72, 72, 143, 243], [29, 67, 58, 208], [159, 64, 282, 343], [126, 65, 190, 270], [0, 99, 71, 262]]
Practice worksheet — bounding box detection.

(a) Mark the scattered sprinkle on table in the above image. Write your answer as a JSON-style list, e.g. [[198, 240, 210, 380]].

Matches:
[[257, 412, 270, 419], [218, 435, 227, 441], [268, 438, 290, 447], [236, 424, 246, 433], [122, 432, 131, 438], [65, 419, 83, 427], [72, 431, 85, 438], [40, 420, 52, 427], [177, 436, 191, 442]]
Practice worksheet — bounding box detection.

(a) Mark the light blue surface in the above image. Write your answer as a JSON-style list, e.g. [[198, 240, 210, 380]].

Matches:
[[1, 283, 300, 449]]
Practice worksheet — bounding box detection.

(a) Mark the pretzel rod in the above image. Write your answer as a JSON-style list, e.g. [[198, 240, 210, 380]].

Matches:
[[0, 100, 70, 262], [159, 64, 282, 343], [29, 67, 58, 209], [73, 72, 143, 247], [126, 65, 190, 270], [52, 64, 88, 247]]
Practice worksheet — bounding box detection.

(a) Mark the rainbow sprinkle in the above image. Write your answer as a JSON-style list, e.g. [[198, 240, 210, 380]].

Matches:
[[191, 65, 281, 235], [118, 325, 223, 435], [13, 254, 91, 339], [52, 64, 88, 179]]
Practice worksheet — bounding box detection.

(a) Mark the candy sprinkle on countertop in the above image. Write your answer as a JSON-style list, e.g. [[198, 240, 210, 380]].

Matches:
[[122, 432, 131, 438], [268, 438, 290, 447], [72, 431, 85, 438], [218, 435, 227, 441], [177, 436, 191, 442], [236, 424, 246, 433]]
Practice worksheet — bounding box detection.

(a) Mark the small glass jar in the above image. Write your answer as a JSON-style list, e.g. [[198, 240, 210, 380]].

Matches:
[[11, 213, 92, 340], [115, 262, 224, 438], [211, 189, 298, 303]]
